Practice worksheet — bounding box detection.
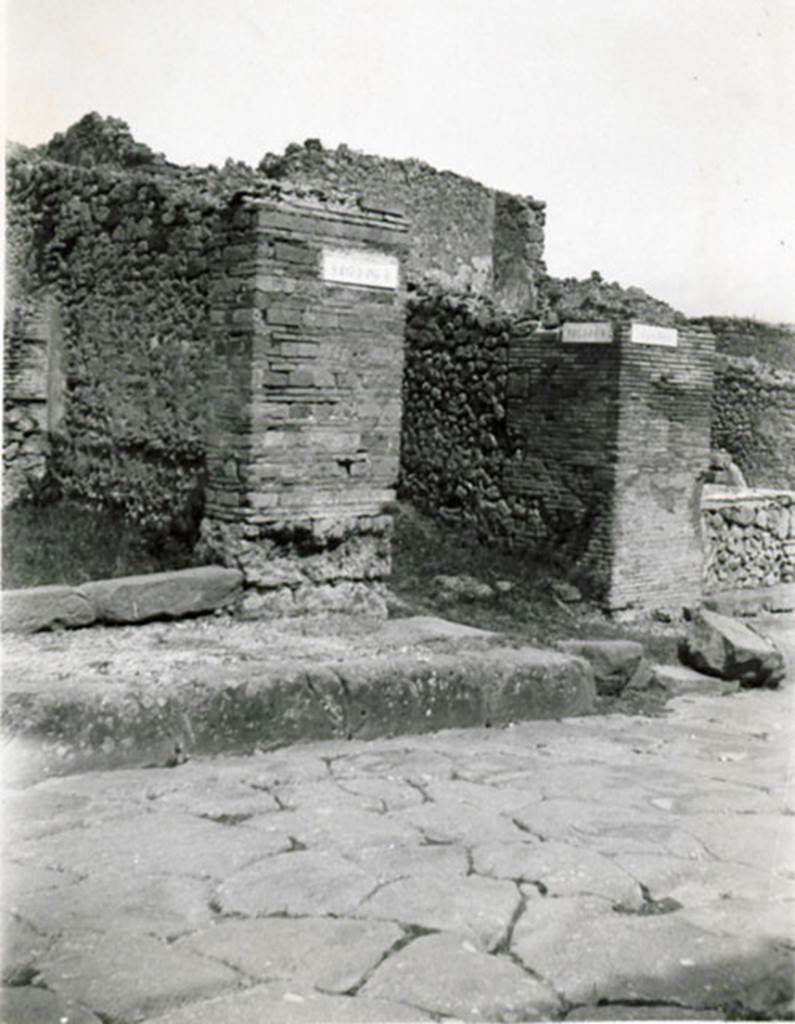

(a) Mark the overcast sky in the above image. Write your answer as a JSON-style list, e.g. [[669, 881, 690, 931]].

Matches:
[[5, 0, 795, 323]]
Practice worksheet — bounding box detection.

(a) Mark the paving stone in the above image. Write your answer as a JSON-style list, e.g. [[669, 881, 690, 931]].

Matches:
[[144, 981, 433, 1022], [36, 931, 239, 1022], [360, 932, 561, 1020], [0, 985, 103, 1023], [217, 849, 381, 917], [8, 870, 214, 940], [471, 839, 643, 906], [0, 910, 52, 983], [24, 810, 287, 880], [512, 911, 794, 1009], [180, 916, 403, 994], [355, 870, 522, 951]]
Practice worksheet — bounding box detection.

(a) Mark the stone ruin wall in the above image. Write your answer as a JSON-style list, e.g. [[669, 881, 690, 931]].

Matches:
[[5, 117, 793, 609], [702, 489, 795, 592], [711, 355, 795, 490], [260, 141, 546, 313], [4, 149, 218, 538]]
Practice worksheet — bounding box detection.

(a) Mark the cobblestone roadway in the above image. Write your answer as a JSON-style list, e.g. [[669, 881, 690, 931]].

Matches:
[[2, 668, 794, 1022]]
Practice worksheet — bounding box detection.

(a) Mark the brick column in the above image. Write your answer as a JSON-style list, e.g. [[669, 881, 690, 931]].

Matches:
[[505, 320, 714, 614], [202, 188, 408, 617], [609, 323, 714, 613]]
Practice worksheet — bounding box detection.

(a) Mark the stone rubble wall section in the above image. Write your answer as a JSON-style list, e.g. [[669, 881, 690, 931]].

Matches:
[[201, 193, 408, 617], [711, 354, 795, 490], [702, 491, 795, 592], [398, 287, 525, 544], [4, 154, 218, 535], [260, 141, 546, 312]]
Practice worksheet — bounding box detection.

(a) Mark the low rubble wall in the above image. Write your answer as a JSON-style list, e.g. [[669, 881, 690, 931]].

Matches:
[[702, 487, 795, 593]]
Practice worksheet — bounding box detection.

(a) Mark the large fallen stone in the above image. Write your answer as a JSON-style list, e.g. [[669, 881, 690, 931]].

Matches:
[[82, 566, 243, 624], [2, 584, 95, 633], [558, 639, 644, 695], [679, 608, 786, 687]]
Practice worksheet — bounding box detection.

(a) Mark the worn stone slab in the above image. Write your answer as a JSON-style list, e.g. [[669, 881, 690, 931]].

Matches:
[[512, 911, 793, 1009], [472, 839, 643, 906], [0, 985, 102, 1024], [1, 584, 95, 633], [360, 932, 561, 1020], [680, 608, 786, 687], [179, 917, 403, 994], [354, 869, 522, 951], [144, 982, 433, 1023], [651, 662, 740, 696], [81, 566, 243, 624], [558, 639, 644, 695], [217, 849, 381, 918], [36, 931, 239, 1022]]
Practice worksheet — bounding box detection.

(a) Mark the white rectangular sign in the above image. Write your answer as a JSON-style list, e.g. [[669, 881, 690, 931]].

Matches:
[[561, 321, 613, 344], [630, 323, 678, 347], [321, 248, 399, 289]]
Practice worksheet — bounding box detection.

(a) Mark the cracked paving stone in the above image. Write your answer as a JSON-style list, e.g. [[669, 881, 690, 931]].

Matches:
[[17, 811, 287, 881], [1, 910, 52, 982], [355, 871, 522, 951], [217, 849, 381, 917], [674, 812, 795, 874], [395, 793, 527, 845], [676, 895, 795, 946], [179, 916, 403, 993], [472, 840, 644, 907], [0, 985, 103, 1024], [8, 870, 215, 939], [360, 931, 561, 1020], [511, 910, 795, 1009], [143, 980, 434, 1022], [245, 801, 410, 853], [35, 931, 239, 1022]]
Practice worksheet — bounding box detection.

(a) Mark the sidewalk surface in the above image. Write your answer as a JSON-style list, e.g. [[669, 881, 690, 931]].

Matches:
[[2, 614, 794, 1023]]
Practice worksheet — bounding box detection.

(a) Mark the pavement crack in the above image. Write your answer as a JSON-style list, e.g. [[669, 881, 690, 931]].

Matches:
[[510, 816, 547, 842], [332, 923, 432, 996], [358, 875, 409, 906], [404, 776, 434, 803], [490, 881, 528, 955], [247, 781, 295, 812], [197, 811, 254, 827]]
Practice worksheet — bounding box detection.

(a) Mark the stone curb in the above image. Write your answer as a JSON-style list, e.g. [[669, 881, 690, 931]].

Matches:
[[1, 567, 244, 633], [1, 643, 596, 782]]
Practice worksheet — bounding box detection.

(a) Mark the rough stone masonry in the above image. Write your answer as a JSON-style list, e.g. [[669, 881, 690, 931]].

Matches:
[[199, 187, 408, 617]]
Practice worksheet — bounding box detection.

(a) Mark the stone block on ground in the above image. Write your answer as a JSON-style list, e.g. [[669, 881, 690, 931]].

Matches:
[[2, 585, 96, 634], [558, 639, 644, 695], [433, 574, 494, 603], [650, 663, 740, 697], [81, 566, 243, 624], [679, 608, 786, 687]]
